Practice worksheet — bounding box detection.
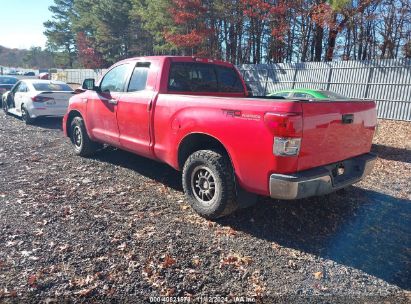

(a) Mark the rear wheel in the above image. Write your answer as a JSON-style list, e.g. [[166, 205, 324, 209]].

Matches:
[[21, 105, 34, 124], [182, 150, 238, 219], [70, 116, 101, 156]]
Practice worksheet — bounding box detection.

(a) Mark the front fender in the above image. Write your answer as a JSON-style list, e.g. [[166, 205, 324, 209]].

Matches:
[[63, 95, 90, 138]]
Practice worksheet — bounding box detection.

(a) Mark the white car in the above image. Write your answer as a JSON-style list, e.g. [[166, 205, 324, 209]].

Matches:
[[2, 79, 74, 124]]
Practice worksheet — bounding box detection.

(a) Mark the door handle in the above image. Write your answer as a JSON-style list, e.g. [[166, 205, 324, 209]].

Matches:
[[342, 114, 354, 124], [108, 98, 118, 105]]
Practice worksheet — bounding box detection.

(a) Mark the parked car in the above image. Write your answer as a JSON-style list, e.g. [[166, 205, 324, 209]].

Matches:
[[38, 72, 49, 80], [268, 89, 349, 100], [63, 56, 377, 219], [24, 71, 36, 76], [0, 75, 19, 97], [2, 80, 74, 124]]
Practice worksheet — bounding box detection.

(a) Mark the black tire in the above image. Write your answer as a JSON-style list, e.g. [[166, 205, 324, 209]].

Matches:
[[70, 116, 101, 156], [21, 105, 34, 124], [182, 150, 238, 219], [2, 98, 8, 114]]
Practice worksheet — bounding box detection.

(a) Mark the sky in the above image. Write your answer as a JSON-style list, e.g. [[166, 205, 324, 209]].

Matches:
[[0, 0, 54, 49]]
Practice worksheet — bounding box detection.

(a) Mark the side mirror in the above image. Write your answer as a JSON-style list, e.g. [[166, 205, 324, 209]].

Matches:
[[82, 78, 96, 91]]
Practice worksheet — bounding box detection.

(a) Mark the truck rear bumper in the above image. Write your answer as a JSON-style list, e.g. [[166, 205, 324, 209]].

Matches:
[[269, 153, 377, 200]]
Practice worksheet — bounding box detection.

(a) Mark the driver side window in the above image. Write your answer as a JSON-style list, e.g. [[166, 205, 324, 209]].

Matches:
[[100, 64, 130, 93], [12, 82, 21, 93]]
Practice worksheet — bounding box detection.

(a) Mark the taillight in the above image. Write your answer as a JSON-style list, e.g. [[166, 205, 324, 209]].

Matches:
[[264, 112, 302, 137], [264, 112, 303, 157], [31, 96, 54, 103], [273, 137, 301, 156]]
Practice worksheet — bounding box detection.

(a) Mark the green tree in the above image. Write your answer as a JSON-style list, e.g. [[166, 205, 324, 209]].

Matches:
[[42, 0, 411, 65], [93, 0, 134, 63], [131, 0, 175, 53], [73, 0, 150, 65], [323, 0, 373, 61], [44, 0, 76, 67], [22, 47, 54, 68]]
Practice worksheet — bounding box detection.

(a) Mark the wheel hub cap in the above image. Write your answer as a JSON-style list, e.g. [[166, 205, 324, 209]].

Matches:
[[73, 126, 82, 147], [191, 166, 217, 204]]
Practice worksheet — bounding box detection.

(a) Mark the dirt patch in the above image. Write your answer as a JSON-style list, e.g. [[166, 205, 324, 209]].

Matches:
[[0, 115, 410, 302]]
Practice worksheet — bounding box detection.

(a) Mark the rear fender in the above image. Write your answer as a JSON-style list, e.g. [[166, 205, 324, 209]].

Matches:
[[167, 107, 265, 194]]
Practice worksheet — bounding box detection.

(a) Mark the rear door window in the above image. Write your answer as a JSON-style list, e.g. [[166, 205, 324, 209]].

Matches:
[[128, 62, 150, 92], [168, 62, 243, 93]]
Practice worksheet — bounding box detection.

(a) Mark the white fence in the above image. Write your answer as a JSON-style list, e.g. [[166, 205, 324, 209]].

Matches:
[[50, 69, 106, 85]]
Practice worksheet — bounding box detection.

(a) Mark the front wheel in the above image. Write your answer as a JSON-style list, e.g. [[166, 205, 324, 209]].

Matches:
[[70, 116, 101, 156], [182, 150, 238, 219], [2, 98, 8, 114]]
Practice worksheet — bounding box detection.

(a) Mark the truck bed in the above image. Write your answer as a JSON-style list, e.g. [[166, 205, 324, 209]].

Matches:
[[153, 92, 376, 195]]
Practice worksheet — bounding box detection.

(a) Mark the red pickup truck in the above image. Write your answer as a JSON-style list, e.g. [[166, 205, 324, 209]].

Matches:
[[63, 56, 377, 219]]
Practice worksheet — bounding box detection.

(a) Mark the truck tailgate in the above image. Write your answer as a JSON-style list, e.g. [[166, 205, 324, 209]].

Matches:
[[298, 100, 376, 171]]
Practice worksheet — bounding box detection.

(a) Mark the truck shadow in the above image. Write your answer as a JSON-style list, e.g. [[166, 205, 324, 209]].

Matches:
[[372, 144, 411, 164], [221, 187, 411, 290], [5, 113, 63, 130], [31, 117, 63, 130], [91, 147, 183, 191], [90, 147, 410, 290]]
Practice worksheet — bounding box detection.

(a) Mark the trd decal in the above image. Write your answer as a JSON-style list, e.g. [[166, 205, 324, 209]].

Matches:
[[222, 109, 242, 117], [222, 109, 261, 121]]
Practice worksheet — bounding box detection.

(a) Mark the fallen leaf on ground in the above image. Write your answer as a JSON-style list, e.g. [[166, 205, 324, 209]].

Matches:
[[28, 274, 37, 287], [314, 271, 323, 280], [162, 255, 176, 268]]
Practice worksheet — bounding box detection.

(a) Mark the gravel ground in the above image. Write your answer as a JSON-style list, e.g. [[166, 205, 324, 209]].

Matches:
[[0, 113, 410, 303]]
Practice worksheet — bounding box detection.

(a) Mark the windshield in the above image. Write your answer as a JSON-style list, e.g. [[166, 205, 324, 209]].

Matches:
[[270, 92, 291, 98], [32, 82, 73, 92], [320, 90, 348, 99], [168, 62, 244, 93], [0, 77, 18, 85]]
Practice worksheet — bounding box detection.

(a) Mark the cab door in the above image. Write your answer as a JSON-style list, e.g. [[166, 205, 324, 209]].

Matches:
[[117, 61, 158, 158], [14, 82, 28, 112], [86, 63, 132, 146], [7, 81, 21, 109]]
